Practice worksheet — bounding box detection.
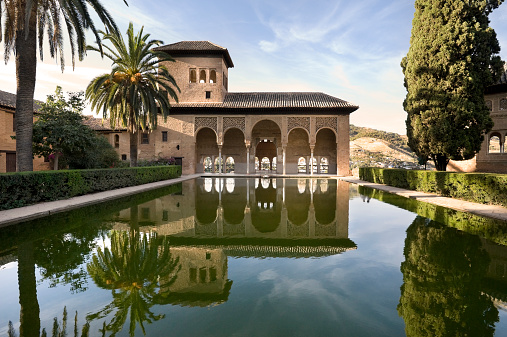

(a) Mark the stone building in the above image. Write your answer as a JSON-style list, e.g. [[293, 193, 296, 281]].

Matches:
[[448, 68, 507, 173], [0, 90, 48, 172], [88, 41, 359, 176]]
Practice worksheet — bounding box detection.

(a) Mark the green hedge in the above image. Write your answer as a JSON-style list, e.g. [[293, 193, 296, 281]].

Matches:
[[0, 165, 181, 210], [359, 167, 507, 207]]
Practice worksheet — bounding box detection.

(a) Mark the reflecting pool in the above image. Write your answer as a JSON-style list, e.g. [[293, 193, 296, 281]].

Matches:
[[1, 178, 507, 336]]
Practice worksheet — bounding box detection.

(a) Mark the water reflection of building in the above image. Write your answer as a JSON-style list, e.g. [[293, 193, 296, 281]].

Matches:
[[114, 178, 351, 241], [110, 178, 356, 307], [482, 238, 507, 310]]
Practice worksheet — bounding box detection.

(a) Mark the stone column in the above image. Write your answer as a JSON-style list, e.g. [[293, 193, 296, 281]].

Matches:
[[282, 144, 287, 175], [310, 145, 315, 176], [218, 145, 222, 174], [337, 115, 350, 176], [246, 141, 251, 174]]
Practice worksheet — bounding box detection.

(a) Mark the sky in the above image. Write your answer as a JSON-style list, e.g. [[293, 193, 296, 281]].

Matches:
[[1, 0, 507, 135]]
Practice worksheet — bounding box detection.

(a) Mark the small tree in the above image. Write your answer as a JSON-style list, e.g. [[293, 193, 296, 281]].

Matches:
[[33, 87, 97, 170], [402, 0, 504, 171]]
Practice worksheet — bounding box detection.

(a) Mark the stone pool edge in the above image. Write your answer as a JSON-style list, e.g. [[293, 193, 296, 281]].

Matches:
[[338, 176, 507, 222]]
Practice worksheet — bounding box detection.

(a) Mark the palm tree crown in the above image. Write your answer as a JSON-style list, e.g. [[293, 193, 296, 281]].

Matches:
[[86, 22, 179, 167], [0, 0, 127, 171]]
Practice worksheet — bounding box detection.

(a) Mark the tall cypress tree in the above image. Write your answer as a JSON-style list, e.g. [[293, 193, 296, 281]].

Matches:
[[402, 0, 504, 171]]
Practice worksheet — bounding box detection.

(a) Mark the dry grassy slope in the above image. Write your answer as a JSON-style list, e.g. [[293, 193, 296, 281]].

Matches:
[[350, 137, 416, 162]]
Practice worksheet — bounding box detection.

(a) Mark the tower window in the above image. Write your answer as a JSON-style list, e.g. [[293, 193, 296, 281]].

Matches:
[[206, 91, 211, 99], [189, 69, 196, 83], [114, 134, 120, 148], [199, 69, 206, 83], [162, 131, 168, 142], [210, 69, 217, 83], [121, 154, 127, 161]]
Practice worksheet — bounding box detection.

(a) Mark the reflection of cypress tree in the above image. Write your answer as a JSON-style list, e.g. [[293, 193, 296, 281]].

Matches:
[[398, 216, 499, 336], [86, 231, 180, 336]]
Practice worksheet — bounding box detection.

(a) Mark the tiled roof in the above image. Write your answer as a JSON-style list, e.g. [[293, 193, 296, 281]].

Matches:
[[83, 116, 126, 131], [172, 92, 358, 114], [0, 90, 42, 112], [154, 41, 234, 68]]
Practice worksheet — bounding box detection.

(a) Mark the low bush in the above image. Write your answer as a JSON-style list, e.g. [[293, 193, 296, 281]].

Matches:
[[359, 167, 507, 207], [0, 165, 181, 210]]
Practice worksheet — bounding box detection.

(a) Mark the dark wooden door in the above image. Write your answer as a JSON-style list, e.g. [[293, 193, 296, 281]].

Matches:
[[6, 153, 16, 172]]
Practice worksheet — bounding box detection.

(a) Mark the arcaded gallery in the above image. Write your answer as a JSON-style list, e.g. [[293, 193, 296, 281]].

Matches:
[[95, 41, 359, 176]]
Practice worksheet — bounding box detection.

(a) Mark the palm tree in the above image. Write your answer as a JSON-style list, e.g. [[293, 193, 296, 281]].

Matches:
[[86, 230, 180, 336], [0, 0, 128, 172], [86, 22, 179, 167]]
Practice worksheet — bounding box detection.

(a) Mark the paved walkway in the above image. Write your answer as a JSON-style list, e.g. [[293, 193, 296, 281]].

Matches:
[[339, 176, 507, 222], [2, 173, 506, 228]]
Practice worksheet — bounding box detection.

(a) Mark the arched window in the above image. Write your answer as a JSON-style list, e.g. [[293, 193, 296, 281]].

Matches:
[[114, 134, 120, 148], [489, 135, 501, 153], [204, 178, 213, 192], [189, 69, 196, 83], [297, 179, 306, 193], [203, 156, 213, 173], [272, 157, 277, 171], [199, 69, 206, 83], [214, 157, 223, 172], [226, 178, 235, 193], [261, 157, 271, 171], [486, 100, 493, 111], [298, 157, 307, 173], [255, 157, 259, 171], [500, 98, 507, 111], [226, 157, 235, 173], [210, 69, 217, 83], [320, 157, 329, 173]]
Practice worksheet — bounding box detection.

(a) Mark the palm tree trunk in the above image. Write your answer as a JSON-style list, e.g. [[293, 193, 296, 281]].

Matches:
[[129, 106, 138, 167], [15, 1, 38, 172], [18, 241, 40, 337]]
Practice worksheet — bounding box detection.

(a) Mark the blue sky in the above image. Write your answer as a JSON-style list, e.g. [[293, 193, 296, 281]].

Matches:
[[1, 0, 507, 134]]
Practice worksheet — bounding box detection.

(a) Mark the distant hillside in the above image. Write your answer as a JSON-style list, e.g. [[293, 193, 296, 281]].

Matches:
[[349, 125, 429, 169]]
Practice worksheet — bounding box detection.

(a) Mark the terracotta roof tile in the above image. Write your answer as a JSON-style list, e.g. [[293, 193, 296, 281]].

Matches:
[[154, 41, 234, 68], [83, 116, 126, 131], [0, 90, 42, 112], [172, 92, 358, 112]]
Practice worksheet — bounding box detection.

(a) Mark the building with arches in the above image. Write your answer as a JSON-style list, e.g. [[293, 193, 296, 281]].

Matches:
[[449, 67, 507, 173], [88, 41, 358, 176]]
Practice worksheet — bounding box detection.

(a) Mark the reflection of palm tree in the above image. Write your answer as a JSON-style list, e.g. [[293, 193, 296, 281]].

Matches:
[[398, 216, 498, 336], [87, 230, 180, 336]]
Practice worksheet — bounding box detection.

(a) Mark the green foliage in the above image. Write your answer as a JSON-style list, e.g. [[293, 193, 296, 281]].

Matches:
[[0, 166, 181, 210], [359, 167, 507, 207], [402, 0, 504, 170], [398, 216, 498, 336], [86, 22, 180, 167], [66, 135, 120, 170], [32, 87, 99, 170]]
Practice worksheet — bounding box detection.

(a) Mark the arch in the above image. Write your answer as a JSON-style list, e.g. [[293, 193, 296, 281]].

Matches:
[[298, 157, 307, 173], [196, 128, 219, 173], [214, 157, 223, 173], [320, 157, 329, 174], [226, 157, 235, 173], [287, 128, 310, 174], [222, 179, 247, 225], [189, 69, 197, 83], [114, 134, 120, 148], [251, 178, 281, 232], [195, 178, 219, 224], [315, 128, 337, 174], [285, 179, 310, 226], [203, 156, 213, 173], [489, 133, 502, 153], [199, 69, 206, 83], [314, 179, 336, 225], [223, 128, 246, 173], [251, 119, 282, 173], [210, 69, 217, 83]]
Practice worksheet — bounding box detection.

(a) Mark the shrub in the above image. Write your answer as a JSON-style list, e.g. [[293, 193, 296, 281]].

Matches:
[[0, 165, 181, 210], [359, 167, 507, 207]]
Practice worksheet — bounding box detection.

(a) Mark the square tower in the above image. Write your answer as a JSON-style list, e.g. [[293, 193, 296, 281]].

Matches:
[[154, 41, 234, 103]]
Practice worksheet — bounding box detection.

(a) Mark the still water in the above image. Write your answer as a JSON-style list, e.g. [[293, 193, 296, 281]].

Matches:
[[1, 177, 507, 336]]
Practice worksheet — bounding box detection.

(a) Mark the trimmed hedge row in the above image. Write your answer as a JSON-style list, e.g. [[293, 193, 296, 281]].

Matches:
[[359, 167, 507, 207], [0, 165, 181, 210]]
